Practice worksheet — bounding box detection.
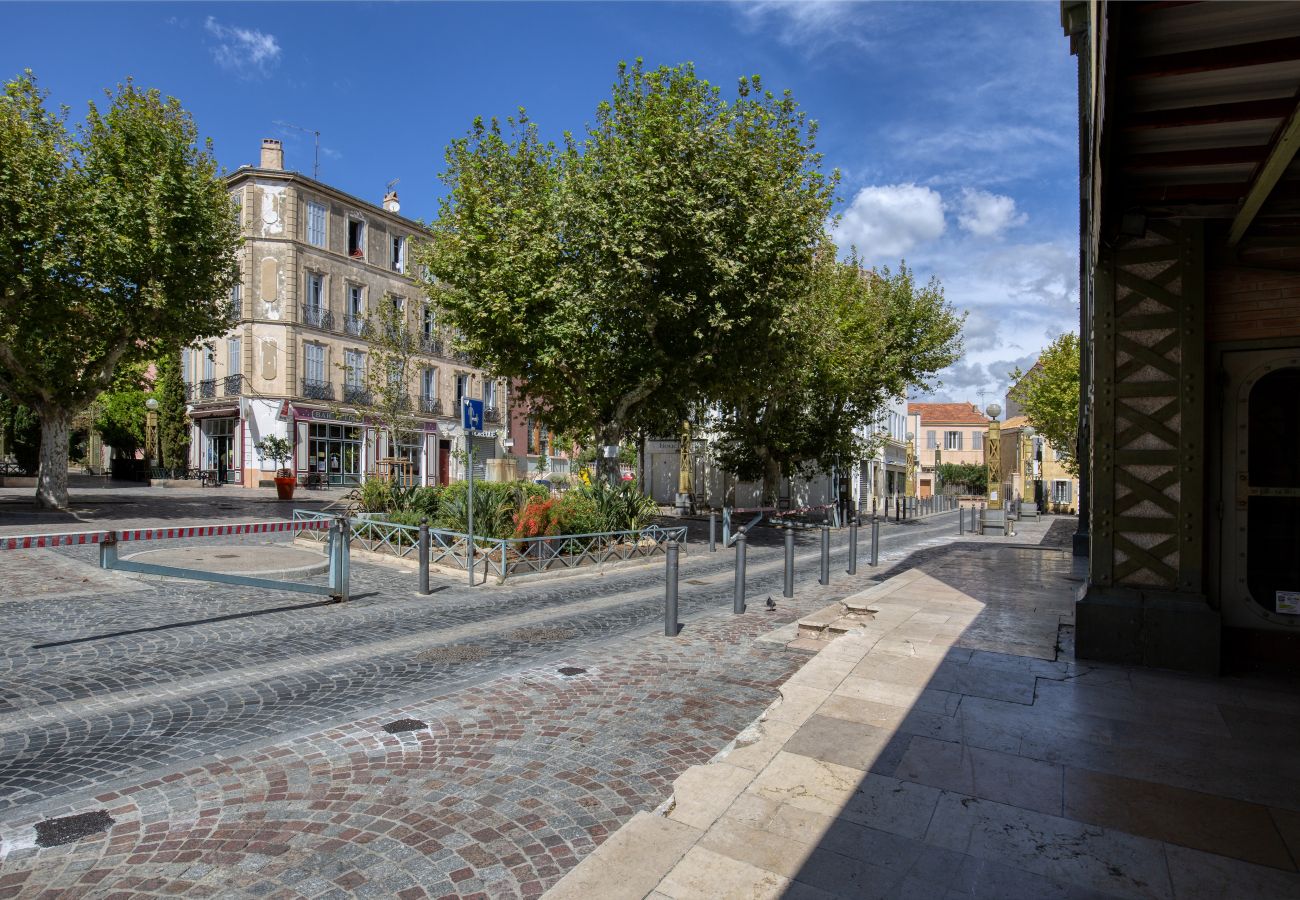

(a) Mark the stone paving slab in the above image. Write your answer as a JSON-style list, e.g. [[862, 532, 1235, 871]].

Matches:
[[547, 533, 1300, 900]]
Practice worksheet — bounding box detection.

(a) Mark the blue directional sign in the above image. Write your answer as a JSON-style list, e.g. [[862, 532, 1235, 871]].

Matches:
[[462, 397, 485, 433]]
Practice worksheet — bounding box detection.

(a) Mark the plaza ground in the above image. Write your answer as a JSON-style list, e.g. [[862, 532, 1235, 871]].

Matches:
[[1, 490, 1295, 898]]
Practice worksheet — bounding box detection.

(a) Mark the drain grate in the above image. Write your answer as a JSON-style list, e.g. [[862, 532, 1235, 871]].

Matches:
[[557, 666, 587, 677], [35, 810, 114, 848], [415, 645, 491, 664], [382, 718, 428, 734], [507, 627, 577, 643]]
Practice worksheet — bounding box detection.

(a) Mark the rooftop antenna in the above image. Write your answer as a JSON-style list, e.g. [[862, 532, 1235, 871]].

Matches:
[[385, 177, 399, 197], [976, 388, 989, 411], [272, 120, 320, 179]]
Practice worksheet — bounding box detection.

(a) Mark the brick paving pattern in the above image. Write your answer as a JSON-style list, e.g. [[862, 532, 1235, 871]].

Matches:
[[0, 496, 1023, 898]]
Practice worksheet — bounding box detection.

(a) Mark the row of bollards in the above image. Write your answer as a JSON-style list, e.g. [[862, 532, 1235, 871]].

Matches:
[[667, 496, 966, 634]]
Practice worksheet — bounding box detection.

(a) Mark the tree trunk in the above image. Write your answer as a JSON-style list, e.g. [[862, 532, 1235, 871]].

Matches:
[[596, 424, 622, 486], [35, 409, 71, 510], [761, 454, 781, 509]]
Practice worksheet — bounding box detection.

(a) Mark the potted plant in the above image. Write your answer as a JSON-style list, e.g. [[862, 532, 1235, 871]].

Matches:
[[255, 436, 296, 500]]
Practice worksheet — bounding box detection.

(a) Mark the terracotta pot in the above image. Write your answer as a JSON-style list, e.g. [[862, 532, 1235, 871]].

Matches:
[[274, 475, 296, 500]]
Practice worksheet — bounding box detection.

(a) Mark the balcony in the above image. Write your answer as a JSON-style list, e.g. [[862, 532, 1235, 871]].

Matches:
[[421, 396, 443, 416], [343, 314, 367, 337], [196, 379, 217, 401], [343, 384, 372, 405], [420, 335, 443, 356], [301, 378, 334, 401], [222, 303, 241, 329], [222, 374, 243, 397], [484, 405, 502, 424], [301, 304, 334, 330]]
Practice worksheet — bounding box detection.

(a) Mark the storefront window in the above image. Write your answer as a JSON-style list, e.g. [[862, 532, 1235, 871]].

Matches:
[[307, 422, 363, 486]]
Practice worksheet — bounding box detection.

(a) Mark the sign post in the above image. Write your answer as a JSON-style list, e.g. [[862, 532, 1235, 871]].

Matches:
[[463, 397, 484, 587]]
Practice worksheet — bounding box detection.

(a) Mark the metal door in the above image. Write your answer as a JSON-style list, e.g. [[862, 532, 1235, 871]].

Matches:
[[1221, 348, 1300, 630]]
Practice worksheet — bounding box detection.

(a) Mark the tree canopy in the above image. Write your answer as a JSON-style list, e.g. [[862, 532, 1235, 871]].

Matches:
[[713, 250, 963, 500], [1008, 332, 1080, 475], [0, 72, 239, 507], [416, 61, 837, 478]]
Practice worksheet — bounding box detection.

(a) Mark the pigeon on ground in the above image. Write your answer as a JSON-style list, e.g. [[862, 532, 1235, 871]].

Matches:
[[765, 596, 777, 610]]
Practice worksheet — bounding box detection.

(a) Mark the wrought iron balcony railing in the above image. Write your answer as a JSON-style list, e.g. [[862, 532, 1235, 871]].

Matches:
[[343, 314, 366, 337], [484, 405, 502, 424], [301, 304, 334, 330], [197, 379, 217, 400], [301, 378, 334, 400], [223, 303, 241, 328], [420, 396, 442, 416], [222, 374, 243, 397], [420, 335, 443, 356], [343, 384, 372, 405]]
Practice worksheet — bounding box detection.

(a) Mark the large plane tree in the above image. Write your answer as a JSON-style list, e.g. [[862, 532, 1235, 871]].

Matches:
[[0, 73, 239, 508]]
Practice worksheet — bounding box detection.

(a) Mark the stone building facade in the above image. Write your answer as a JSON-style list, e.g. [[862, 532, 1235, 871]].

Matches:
[[183, 139, 507, 487], [907, 402, 990, 497]]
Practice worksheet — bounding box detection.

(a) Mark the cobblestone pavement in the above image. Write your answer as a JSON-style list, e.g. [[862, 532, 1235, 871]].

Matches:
[[0, 500, 1058, 898]]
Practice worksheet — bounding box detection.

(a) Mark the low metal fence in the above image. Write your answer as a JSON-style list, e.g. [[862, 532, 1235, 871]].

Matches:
[[3, 517, 349, 601], [293, 509, 685, 582]]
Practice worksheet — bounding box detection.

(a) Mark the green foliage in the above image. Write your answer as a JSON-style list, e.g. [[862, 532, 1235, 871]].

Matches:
[[430, 480, 548, 539], [585, 479, 659, 532], [1008, 333, 1080, 476], [92, 363, 149, 454], [936, 463, 987, 495], [357, 477, 394, 513], [0, 72, 240, 507], [0, 395, 40, 471], [254, 436, 293, 475], [418, 61, 837, 479], [713, 252, 964, 500], [154, 352, 190, 470], [335, 296, 422, 455]]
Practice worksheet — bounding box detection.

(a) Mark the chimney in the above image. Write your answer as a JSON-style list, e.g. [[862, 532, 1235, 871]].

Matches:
[[383, 190, 400, 213], [260, 138, 283, 170]]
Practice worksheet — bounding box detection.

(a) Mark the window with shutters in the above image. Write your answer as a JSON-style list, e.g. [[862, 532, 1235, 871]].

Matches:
[[944, 431, 962, 451], [227, 338, 241, 376], [927, 430, 937, 449], [305, 343, 325, 384], [307, 201, 326, 247]]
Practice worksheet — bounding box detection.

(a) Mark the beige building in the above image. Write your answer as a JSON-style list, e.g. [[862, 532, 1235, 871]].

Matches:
[[183, 138, 507, 487], [999, 416, 1079, 514], [907, 402, 989, 497]]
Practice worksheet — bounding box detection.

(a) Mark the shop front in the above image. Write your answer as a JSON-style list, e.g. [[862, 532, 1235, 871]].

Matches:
[[190, 408, 243, 484], [291, 407, 440, 487]]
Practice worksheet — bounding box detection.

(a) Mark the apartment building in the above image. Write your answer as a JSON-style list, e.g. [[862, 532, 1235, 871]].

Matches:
[[182, 138, 507, 487], [998, 416, 1079, 513], [855, 396, 910, 507], [907, 402, 990, 497]]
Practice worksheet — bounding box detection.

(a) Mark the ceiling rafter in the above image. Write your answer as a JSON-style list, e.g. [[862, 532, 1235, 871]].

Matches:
[[1229, 95, 1300, 245]]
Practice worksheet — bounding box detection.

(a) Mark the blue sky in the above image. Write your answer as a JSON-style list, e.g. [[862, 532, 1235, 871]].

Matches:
[[3, 1, 1078, 405]]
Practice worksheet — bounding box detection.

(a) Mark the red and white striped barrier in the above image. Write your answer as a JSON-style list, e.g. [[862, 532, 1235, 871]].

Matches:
[[1, 518, 332, 551]]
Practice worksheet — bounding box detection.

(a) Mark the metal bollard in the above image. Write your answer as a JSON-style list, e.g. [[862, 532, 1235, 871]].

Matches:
[[895, 498, 901, 523], [709, 511, 717, 552], [959, 503, 965, 535], [870, 515, 879, 566], [847, 519, 858, 575], [338, 516, 351, 602], [733, 531, 747, 614], [819, 524, 830, 585], [99, 531, 118, 569], [665, 541, 680, 635], [418, 521, 430, 595], [327, 520, 339, 592], [783, 527, 794, 598]]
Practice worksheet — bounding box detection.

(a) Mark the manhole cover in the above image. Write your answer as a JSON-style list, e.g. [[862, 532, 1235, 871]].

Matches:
[[507, 627, 577, 642], [35, 810, 114, 848], [382, 718, 428, 734], [415, 645, 491, 664], [558, 666, 587, 677]]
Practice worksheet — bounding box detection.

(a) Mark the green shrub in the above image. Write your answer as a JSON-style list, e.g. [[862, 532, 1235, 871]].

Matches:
[[583, 479, 658, 532], [358, 478, 394, 513], [553, 491, 604, 535]]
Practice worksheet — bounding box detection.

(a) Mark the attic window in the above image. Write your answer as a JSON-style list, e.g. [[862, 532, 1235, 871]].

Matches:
[[348, 220, 365, 258]]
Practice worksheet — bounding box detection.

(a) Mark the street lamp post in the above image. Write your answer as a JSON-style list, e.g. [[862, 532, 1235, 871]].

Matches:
[[145, 397, 159, 479], [985, 403, 1002, 510]]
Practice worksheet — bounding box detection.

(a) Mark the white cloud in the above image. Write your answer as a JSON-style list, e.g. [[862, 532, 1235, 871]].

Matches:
[[957, 188, 1027, 238], [204, 16, 281, 77], [833, 184, 946, 262], [736, 1, 874, 53]]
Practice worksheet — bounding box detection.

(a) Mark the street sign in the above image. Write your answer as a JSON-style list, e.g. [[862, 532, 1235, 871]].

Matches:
[[462, 397, 484, 433]]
